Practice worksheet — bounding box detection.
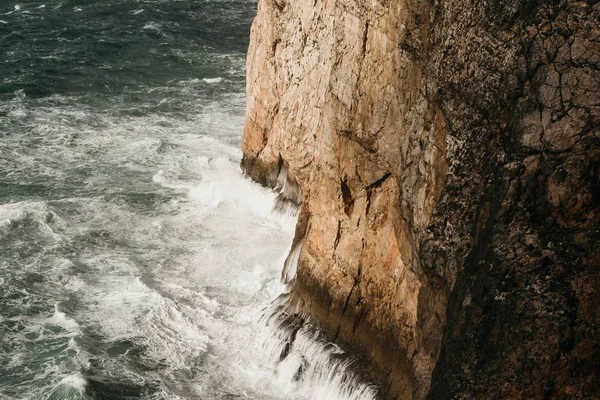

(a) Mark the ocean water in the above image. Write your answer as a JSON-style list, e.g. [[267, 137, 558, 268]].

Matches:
[[0, 1, 376, 399]]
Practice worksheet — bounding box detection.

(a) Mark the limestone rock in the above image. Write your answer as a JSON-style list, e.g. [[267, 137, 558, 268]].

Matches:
[[242, 0, 600, 398]]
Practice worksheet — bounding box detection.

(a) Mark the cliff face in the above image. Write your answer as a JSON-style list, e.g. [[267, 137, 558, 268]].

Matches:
[[242, 0, 600, 398]]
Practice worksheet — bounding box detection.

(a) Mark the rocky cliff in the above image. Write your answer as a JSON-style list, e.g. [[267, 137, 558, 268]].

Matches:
[[242, 0, 600, 398]]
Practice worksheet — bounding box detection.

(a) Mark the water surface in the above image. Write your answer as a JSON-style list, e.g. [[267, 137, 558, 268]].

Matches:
[[0, 1, 376, 399]]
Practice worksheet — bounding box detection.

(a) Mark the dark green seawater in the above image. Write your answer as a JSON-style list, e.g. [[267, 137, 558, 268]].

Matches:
[[0, 2, 377, 399]]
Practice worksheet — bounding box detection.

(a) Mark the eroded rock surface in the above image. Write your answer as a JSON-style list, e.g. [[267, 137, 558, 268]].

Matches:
[[242, 0, 599, 398]]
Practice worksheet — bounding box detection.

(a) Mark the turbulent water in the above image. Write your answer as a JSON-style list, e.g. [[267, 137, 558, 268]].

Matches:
[[0, 1, 376, 399]]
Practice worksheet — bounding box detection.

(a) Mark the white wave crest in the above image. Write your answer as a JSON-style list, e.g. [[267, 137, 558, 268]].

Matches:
[[47, 304, 80, 333], [142, 22, 161, 31], [203, 77, 224, 84]]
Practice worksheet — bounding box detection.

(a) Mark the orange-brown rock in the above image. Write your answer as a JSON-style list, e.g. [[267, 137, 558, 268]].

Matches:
[[242, 0, 599, 398]]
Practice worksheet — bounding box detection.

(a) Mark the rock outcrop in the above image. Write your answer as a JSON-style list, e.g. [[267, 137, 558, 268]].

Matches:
[[242, 0, 599, 398]]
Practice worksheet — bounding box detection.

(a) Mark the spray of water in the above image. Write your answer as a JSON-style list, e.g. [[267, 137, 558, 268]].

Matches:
[[258, 179, 378, 400]]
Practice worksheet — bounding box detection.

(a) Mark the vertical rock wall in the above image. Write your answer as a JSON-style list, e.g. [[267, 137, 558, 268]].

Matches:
[[426, 1, 600, 398], [242, 0, 599, 398]]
